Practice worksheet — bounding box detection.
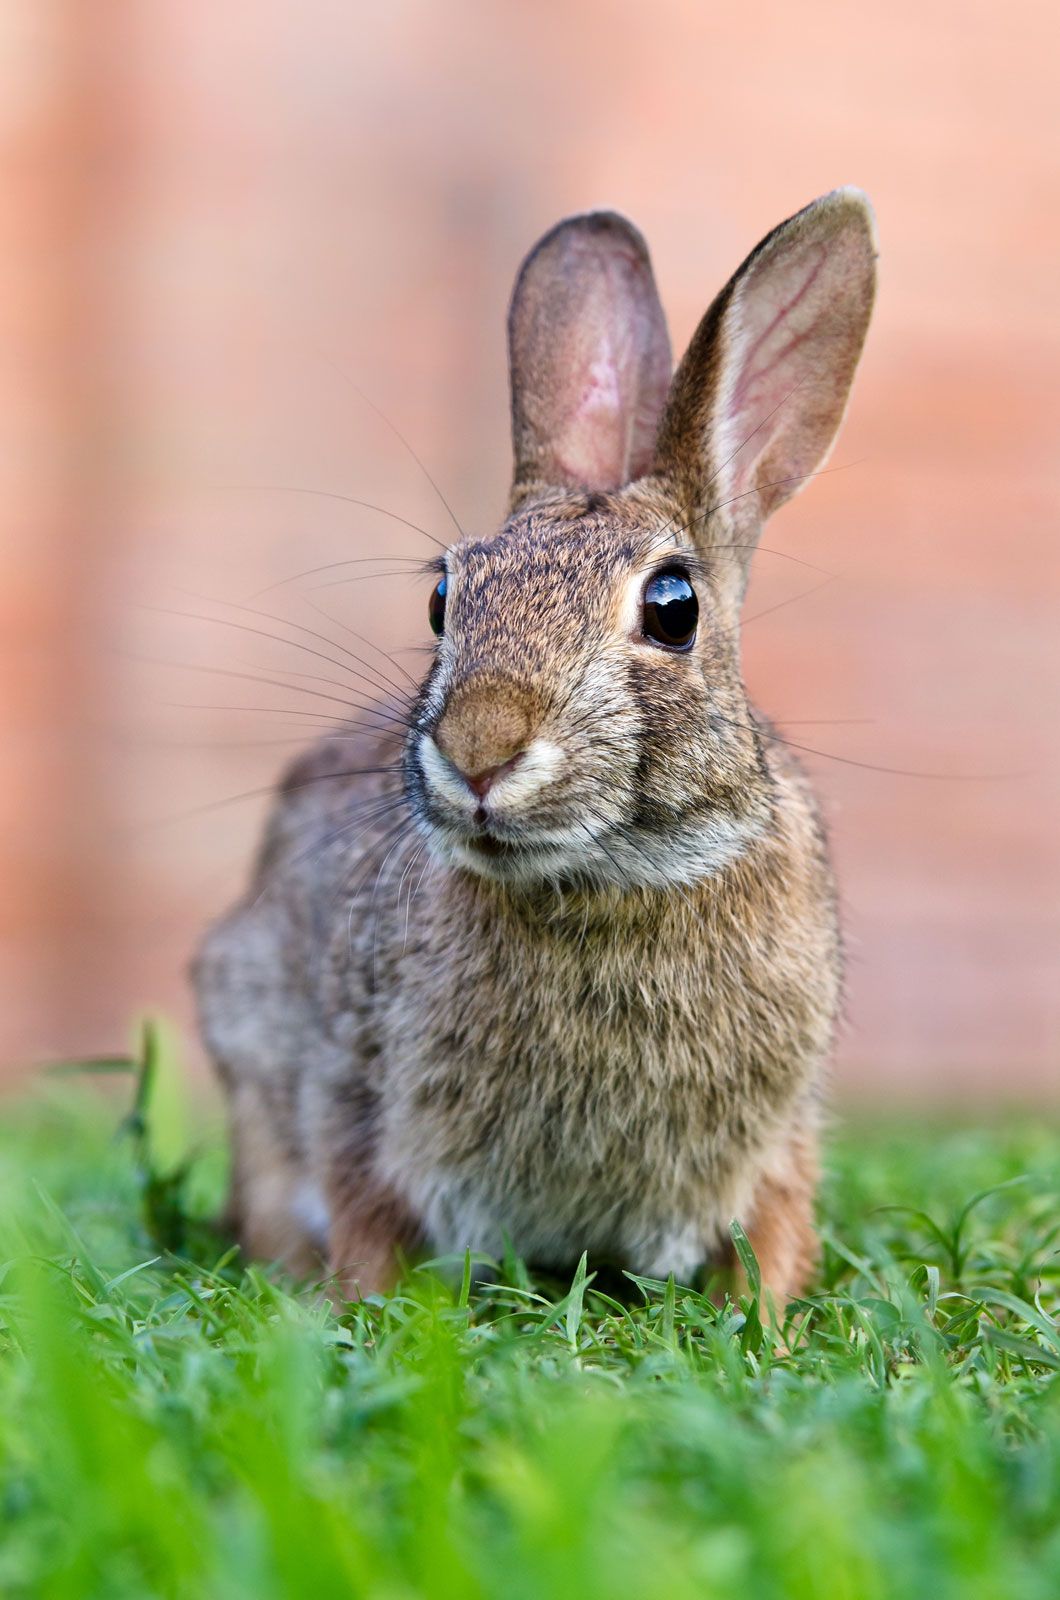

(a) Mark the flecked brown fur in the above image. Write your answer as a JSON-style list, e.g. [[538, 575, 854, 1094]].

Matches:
[[194, 190, 877, 1301]]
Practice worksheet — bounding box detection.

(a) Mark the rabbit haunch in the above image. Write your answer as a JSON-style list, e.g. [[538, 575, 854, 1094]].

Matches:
[[195, 188, 876, 1299]]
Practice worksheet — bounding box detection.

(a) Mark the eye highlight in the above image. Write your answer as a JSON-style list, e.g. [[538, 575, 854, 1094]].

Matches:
[[641, 568, 698, 650], [428, 575, 447, 636]]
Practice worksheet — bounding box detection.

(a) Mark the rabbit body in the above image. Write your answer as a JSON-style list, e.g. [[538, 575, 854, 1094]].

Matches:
[[195, 190, 876, 1297]]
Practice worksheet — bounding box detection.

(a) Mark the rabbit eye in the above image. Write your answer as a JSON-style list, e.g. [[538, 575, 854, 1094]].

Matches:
[[428, 575, 447, 636], [642, 568, 698, 650]]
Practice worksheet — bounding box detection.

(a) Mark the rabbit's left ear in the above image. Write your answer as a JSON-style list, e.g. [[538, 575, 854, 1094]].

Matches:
[[653, 188, 877, 596], [508, 211, 672, 508]]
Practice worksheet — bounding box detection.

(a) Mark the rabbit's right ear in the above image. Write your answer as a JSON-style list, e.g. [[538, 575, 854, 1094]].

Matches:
[[652, 188, 877, 601], [508, 212, 672, 509]]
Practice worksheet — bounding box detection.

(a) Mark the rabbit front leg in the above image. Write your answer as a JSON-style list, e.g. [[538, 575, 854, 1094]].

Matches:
[[324, 1161, 422, 1302], [739, 1123, 820, 1305], [226, 1080, 326, 1280]]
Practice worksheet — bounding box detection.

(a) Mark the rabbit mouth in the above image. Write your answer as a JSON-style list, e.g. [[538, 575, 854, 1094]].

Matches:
[[426, 812, 595, 882], [464, 831, 520, 860], [459, 814, 559, 861]]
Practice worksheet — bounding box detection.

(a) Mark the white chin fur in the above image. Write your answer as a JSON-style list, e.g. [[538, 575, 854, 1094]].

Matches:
[[424, 812, 763, 891]]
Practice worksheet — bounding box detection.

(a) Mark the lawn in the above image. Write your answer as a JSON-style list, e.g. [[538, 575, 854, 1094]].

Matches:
[[0, 1034, 1057, 1599]]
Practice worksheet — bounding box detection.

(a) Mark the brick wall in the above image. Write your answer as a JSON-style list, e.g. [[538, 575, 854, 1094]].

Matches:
[[2, 0, 1057, 1098]]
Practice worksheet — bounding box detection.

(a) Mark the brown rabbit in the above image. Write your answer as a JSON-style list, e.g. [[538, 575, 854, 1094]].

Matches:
[[194, 189, 877, 1303]]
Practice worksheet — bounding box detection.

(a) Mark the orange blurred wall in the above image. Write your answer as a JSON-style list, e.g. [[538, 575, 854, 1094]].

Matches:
[[1, 0, 1057, 1099]]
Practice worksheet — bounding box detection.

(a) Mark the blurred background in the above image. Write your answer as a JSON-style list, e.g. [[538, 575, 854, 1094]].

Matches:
[[2, 1, 1057, 1101]]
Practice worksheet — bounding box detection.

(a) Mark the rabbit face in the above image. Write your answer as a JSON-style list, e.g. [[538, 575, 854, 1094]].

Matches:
[[403, 490, 772, 889], [404, 190, 877, 890]]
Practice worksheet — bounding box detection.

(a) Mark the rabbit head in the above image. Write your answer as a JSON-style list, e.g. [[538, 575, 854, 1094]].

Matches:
[[404, 190, 877, 888]]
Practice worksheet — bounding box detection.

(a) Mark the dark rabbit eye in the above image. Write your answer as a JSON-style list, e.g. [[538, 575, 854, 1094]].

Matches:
[[642, 568, 698, 650], [428, 575, 447, 636]]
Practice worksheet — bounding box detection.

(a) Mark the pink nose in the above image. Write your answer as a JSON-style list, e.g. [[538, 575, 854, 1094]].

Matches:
[[460, 752, 523, 800]]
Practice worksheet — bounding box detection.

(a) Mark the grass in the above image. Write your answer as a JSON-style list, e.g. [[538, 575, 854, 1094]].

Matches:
[[0, 1032, 1057, 1599]]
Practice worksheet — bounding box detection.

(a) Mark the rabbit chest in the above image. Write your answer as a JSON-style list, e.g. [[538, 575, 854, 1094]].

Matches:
[[361, 870, 833, 1277]]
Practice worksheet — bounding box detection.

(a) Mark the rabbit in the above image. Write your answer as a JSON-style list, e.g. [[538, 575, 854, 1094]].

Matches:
[[194, 187, 877, 1304]]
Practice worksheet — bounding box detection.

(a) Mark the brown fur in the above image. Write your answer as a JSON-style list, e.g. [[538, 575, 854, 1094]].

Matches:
[[741, 1120, 820, 1300], [194, 191, 877, 1304], [326, 1171, 422, 1301]]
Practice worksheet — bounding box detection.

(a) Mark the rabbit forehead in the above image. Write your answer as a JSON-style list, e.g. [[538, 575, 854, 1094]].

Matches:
[[445, 490, 690, 651]]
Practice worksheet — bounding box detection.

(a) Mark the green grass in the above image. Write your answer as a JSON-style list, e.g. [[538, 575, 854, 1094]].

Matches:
[[0, 1036, 1057, 1599]]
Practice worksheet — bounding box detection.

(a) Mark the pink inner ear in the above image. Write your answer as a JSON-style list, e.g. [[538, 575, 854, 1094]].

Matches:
[[556, 329, 631, 489], [722, 237, 850, 501], [580, 352, 624, 418], [730, 242, 827, 422], [509, 212, 671, 496]]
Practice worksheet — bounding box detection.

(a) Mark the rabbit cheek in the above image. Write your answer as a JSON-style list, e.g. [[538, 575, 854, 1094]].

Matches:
[[625, 658, 713, 814]]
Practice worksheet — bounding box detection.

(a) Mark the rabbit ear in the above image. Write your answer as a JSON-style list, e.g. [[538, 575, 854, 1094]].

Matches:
[[508, 212, 672, 507], [652, 188, 877, 597]]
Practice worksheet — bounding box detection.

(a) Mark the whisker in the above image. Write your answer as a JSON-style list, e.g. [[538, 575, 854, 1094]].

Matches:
[[639, 532, 837, 578], [742, 573, 840, 626], [163, 704, 406, 745], [372, 828, 416, 905], [141, 658, 410, 728], [312, 798, 411, 879], [573, 815, 641, 894], [250, 552, 432, 601], [325, 811, 415, 947], [147, 764, 404, 827], [388, 848, 425, 945], [370, 830, 418, 973], [643, 460, 862, 569], [688, 460, 863, 539], [314, 351, 463, 544], [151, 594, 413, 701], [401, 851, 433, 954], [714, 712, 1024, 782], [300, 593, 421, 691], [126, 732, 402, 750], [256, 796, 411, 917], [395, 842, 427, 947], [258, 664, 399, 702], [331, 819, 404, 964], [221, 662, 410, 725], [212, 482, 445, 564], [302, 816, 413, 971], [336, 809, 412, 894], [230, 662, 408, 726], [706, 381, 808, 491], [310, 568, 444, 591], [579, 806, 696, 911], [163, 701, 384, 724], [650, 381, 809, 547]]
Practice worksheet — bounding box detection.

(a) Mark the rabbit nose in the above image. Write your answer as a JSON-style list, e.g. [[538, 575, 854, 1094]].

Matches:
[[461, 753, 524, 799], [434, 678, 537, 793]]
